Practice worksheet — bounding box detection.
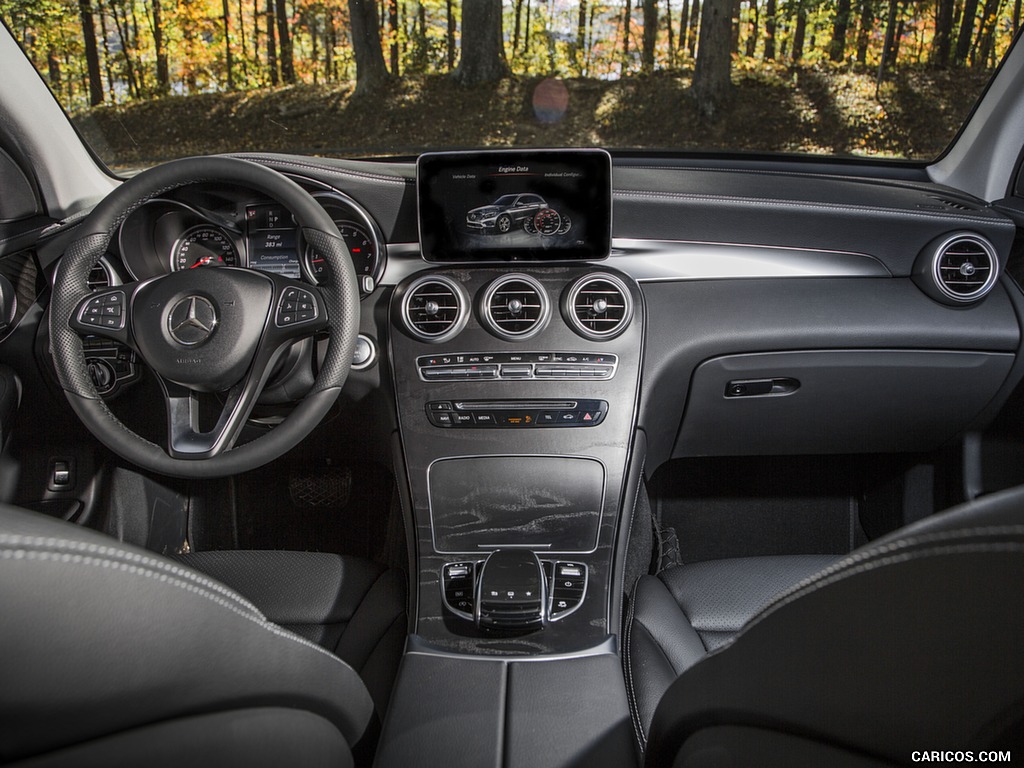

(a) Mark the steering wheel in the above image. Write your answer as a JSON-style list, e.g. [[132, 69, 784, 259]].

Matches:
[[49, 156, 360, 478]]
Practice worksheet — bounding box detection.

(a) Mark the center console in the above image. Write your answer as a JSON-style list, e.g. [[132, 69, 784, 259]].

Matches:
[[377, 150, 642, 767]]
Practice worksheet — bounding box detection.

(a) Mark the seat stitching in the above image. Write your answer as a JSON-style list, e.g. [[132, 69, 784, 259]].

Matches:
[[0, 534, 261, 615], [745, 540, 1024, 637], [760, 527, 1024, 613], [622, 578, 647, 749], [0, 547, 353, 669]]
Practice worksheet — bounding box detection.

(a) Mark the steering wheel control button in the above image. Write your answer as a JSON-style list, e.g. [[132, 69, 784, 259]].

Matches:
[[425, 400, 608, 428], [417, 352, 616, 382], [276, 287, 319, 327], [78, 291, 126, 330], [168, 295, 217, 346]]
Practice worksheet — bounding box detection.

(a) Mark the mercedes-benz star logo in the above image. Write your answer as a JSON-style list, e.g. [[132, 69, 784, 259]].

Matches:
[[168, 295, 217, 346]]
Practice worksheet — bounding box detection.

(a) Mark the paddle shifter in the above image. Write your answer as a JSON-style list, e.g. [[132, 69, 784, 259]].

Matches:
[[474, 549, 546, 631]]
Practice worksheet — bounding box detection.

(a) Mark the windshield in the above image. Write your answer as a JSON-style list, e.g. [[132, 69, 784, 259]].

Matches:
[[0, 0, 1016, 170]]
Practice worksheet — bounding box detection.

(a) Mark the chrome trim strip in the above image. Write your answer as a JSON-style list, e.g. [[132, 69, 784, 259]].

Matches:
[[404, 633, 618, 660], [608, 238, 892, 281], [382, 238, 892, 284]]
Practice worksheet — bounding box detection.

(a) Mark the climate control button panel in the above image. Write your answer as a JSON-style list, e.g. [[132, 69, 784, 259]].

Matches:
[[426, 399, 608, 428]]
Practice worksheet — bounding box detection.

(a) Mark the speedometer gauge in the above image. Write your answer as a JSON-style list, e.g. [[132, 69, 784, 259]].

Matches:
[[172, 225, 238, 271]]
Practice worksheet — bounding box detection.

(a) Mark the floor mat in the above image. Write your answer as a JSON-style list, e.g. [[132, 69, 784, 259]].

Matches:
[[227, 457, 395, 564], [650, 456, 865, 564]]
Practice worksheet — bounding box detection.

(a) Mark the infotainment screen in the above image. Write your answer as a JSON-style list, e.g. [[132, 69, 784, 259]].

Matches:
[[417, 149, 611, 261]]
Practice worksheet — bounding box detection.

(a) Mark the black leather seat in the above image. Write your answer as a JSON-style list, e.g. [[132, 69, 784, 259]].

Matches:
[[627, 486, 1024, 767], [0, 502, 405, 767]]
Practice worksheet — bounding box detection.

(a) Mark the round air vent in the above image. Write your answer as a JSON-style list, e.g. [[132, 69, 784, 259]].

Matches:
[[87, 257, 114, 290], [400, 274, 469, 343], [924, 232, 998, 304], [563, 273, 633, 340], [480, 274, 550, 341]]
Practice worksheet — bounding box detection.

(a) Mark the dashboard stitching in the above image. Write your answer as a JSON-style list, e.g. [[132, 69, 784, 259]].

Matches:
[[236, 155, 412, 186], [614, 190, 1015, 226]]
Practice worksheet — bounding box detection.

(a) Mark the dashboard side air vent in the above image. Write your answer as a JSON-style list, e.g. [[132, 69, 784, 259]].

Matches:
[[480, 274, 550, 341], [563, 273, 633, 340], [915, 232, 999, 305], [87, 258, 114, 290], [401, 274, 469, 343]]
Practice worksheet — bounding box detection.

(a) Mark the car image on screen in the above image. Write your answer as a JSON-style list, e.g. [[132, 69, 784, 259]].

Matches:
[[466, 193, 547, 234]]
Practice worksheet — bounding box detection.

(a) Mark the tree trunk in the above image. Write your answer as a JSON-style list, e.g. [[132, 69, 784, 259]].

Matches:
[[152, 0, 169, 94], [79, 0, 104, 105], [447, 0, 457, 69], [325, 12, 334, 81], [525, 0, 532, 55], [349, 0, 389, 94], [266, 0, 278, 85], [691, 0, 733, 119], [680, 0, 691, 60], [222, 0, 234, 89], [856, 0, 873, 62], [954, 0, 979, 63], [1014, 0, 1021, 32], [688, 0, 701, 56], [642, 0, 658, 72], [109, 1, 140, 97], [933, 0, 954, 65], [623, 0, 632, 63], [792, 1, 807, 60], [764, 0, 776, 58], [388, 0, 399, 75], [970, 0, 1002, 65], [513, 0, 523, 53], [275, 0, 295, 83], [575, 0, 588, 72], [668, 0, 675, 62], [731, 0, 742, 52], [97, 5, 115, 99], [47, 47, 62, 94], [877, 0, 900, 79], [829, 0, 851, 60], [452, 0, 509, 84], [746, 0, 759, 56]]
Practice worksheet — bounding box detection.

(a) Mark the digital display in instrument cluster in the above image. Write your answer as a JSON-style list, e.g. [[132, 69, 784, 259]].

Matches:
[[245, 203, 301, 279]]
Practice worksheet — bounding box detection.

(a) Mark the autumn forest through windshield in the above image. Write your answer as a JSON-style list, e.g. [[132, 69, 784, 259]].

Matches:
[[0, 0, 1017, 164]]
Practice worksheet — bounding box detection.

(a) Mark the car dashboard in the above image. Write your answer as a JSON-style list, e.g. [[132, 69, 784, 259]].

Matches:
[[3, 148, 1023, 767]]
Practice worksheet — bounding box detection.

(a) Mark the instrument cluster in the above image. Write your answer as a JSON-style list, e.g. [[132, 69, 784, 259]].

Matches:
[[113, 181, 385, 296]]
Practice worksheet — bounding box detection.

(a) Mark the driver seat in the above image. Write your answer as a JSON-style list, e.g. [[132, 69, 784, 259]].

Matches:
[[0, 502, 405, 767]]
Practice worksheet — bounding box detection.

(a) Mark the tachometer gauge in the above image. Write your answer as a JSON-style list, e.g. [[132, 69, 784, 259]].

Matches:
[[533, 208, 562, 236], [172, 225, 239, 271], [308, 222, 377, 282]]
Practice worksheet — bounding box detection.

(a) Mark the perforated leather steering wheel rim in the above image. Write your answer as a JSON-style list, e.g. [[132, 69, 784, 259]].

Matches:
[[49, 156, 360, 478]]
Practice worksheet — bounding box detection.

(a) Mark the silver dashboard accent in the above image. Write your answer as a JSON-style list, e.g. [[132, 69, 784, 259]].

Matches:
[[608, 239, 892, 281], [381, 239, 892, 285]]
